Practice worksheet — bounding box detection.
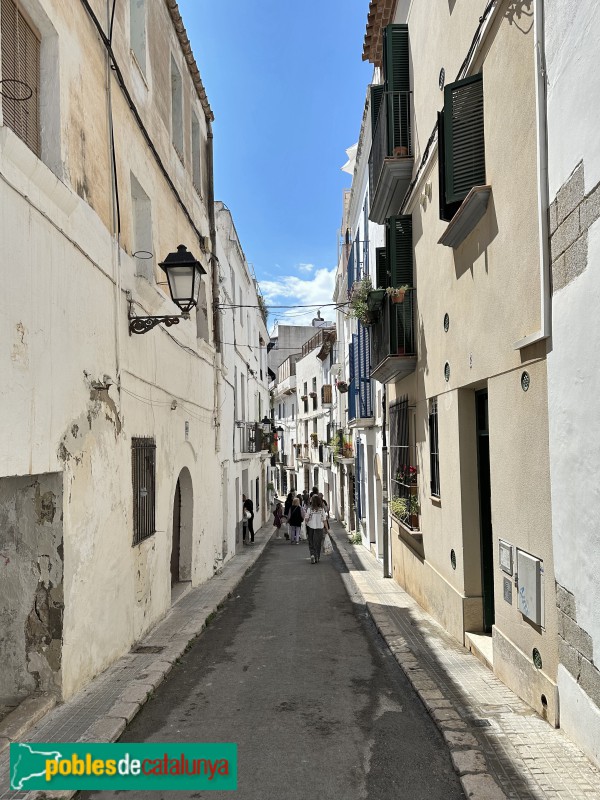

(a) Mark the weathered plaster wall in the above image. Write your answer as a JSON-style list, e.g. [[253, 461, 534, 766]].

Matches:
[[0, 473, 63, 702]]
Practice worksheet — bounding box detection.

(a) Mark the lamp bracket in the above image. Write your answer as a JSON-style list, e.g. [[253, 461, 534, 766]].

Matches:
[[128, 299, 186, 335]]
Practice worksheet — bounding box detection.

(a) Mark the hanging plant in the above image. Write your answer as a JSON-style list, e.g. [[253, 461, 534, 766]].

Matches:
[[349, 278, 377, 325]]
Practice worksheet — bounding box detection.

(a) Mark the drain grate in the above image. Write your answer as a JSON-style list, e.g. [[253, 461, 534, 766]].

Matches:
[[132, 645, 165, 654]]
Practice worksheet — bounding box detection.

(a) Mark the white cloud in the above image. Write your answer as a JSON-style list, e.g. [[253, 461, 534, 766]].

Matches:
[[260, 266, 337, 327], [298, 262, 315, 274]]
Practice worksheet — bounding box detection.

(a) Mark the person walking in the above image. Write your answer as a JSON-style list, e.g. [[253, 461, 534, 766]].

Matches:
[[305, 495, 328, 564], [283, 491, 294, 540], [243, 494, 255, 544], [287, 498, 305, 544], [273, 501, 284, 538]]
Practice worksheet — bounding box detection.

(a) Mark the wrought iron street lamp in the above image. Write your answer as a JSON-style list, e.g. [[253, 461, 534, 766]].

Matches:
[[128, 244, 206, 334], [260, 416, 272, 434]]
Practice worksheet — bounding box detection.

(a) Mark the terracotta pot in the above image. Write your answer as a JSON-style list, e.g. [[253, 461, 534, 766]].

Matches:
[[393, 146, 409, 158], [391, 290, 406, 304]]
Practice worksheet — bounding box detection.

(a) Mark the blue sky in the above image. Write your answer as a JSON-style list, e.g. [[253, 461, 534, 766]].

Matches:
[[177, 0, 372, 327]]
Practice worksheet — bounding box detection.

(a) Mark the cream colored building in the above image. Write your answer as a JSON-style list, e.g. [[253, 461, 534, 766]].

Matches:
[[359, 0, 558, 724], [0, 0, 227, 705]]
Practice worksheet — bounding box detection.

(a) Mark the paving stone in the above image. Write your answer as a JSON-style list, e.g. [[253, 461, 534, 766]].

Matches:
[[460, 773, 508, 799], [106, 701, 140, 723], [451, 749, 488, 775], [442, 729, 479, 749], [80, 716, 126, 743], [119, 683, 154, 705], [432, 708, 463, 723], [133, 670, 167, 691]]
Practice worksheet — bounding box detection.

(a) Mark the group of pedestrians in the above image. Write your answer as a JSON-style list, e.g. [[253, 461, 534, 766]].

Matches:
[[274, 488, 330, 564]]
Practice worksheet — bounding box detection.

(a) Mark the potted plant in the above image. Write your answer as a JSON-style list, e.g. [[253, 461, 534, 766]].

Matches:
[[349, 277, 378, 325], [309, 391, 317, 399], [310, 433, 319, 447], [300, 394, 308, 401], [267, 481, 275, 491], [336, 380, 349, 393], [386, 285, 411, 304]]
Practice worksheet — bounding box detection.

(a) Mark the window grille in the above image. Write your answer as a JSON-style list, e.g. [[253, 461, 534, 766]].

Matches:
[[132, 437, 156, 544], [1, 0, 41, 156], [429, 397, 440, 497]]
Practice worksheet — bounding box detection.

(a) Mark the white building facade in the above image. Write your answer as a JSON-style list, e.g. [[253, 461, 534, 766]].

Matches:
[[545, 0, 600, 765]]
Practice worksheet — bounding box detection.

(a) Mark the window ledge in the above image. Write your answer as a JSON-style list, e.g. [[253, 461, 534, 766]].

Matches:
[[438, 185, 492, 249], [130, 50, 149, 89]]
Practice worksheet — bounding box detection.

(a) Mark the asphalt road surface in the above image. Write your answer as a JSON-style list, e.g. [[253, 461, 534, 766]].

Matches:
[[80, 536, 465, 800]]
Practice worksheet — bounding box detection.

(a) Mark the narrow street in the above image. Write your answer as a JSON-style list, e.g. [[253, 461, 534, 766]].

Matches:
[[80, 536, 465, 800]]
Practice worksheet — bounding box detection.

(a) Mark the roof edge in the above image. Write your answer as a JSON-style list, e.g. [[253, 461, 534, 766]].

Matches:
[[164, 0, 214, 122]]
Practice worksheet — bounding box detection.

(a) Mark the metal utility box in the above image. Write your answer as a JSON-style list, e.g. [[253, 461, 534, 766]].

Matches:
[[516, 549, 544, 627]]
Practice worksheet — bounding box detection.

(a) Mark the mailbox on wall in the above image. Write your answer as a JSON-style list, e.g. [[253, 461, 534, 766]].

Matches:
[[516, 549, 545, 627]]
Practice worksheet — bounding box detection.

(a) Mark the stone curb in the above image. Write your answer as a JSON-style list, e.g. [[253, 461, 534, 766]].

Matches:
[[0, 693, 58, 755], [332, 531, 507, 800]]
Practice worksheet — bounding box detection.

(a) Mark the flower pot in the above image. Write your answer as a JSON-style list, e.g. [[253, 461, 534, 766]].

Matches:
[[393, 146, 409, 158], [391, 290, 406, 304]]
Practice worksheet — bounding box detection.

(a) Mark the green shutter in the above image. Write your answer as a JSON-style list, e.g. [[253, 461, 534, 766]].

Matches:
[[370, 84, 384, 135], [437, 111, 461, 222], [443, 73, 485, 205], [383, 25, 409, 93], [387, 216, 413, 287], [383, 24, 410, 154], [375, 247, 388, 289]]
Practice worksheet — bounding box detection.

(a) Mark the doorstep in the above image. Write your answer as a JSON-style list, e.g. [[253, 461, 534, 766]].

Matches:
[[465, 632, 494, 672]]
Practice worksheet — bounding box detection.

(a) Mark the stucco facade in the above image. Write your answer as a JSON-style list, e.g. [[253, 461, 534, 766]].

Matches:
[[0, 0, 225, 703], [344, 0, 559, 726]]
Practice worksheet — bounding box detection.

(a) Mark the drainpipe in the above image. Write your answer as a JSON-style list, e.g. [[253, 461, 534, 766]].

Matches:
[[207, 120, 221, 452], [382, 386, 391, 578], [513, 0, 551, 349]]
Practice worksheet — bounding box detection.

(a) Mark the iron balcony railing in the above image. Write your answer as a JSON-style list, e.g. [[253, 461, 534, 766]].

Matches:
[[371, 290, 416, 369], [369, 90, 412, 201], [237, 422, 263, 454], [390, 443, 420, 532]]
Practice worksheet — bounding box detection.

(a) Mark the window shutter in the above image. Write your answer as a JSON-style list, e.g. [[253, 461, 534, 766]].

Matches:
[[348, 341, 356, 421], [358, 323, 373, 418], [1, 0, 41, 156], [347, 243, 355, 296], [375, 247, 388, 289], [383, 24, 409, 93], [383, 24, 410, 154], [355, 442, 362, 520], [443, 73, 485, 205], [370, 84, 384, 134], [387, 216, 413, 287], [437, 112, 461, 222]]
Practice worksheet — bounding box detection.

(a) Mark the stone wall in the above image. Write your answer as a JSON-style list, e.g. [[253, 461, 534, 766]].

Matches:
[[556, 583, 600, 709], [0, 473, 63, 702], [550, 161, 600, 291]]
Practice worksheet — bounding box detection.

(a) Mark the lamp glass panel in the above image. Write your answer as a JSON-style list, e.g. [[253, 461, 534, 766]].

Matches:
[[167, 265, 194, 303]]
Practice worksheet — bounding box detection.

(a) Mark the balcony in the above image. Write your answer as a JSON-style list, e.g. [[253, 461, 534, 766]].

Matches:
[[370, 290, 417, 384], [369, 91, 414, 224], [301, 328, 336, 359], [277, 354, 300, 395], [321, 384, 332, 406], [237, 422, 263, 454]]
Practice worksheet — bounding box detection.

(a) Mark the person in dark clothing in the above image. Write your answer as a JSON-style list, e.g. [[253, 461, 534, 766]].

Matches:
[[284, 492, 294, 518], [287, 497, 305, 544], [242, 494, 255, 543]]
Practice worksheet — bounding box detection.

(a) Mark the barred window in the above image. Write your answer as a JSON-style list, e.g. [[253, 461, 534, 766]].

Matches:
[[1, 0, 41, 156], [132, 437, 156, 544], [429, 398, 440, 497]]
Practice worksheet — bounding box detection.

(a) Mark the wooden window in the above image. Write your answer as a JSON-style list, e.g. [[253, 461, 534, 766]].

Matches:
[[1, 0, 41, 156], [439, 73, 485, 219], [429, 397, 440, 497], [132, 437, 156, 545]]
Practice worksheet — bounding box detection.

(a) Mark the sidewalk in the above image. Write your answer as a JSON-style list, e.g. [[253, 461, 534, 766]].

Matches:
[[328, 519, 600, 800], [0, 526, 273, 800]]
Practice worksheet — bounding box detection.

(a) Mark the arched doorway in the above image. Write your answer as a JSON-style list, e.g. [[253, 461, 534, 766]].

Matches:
[[171, 468, 193, 594]]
